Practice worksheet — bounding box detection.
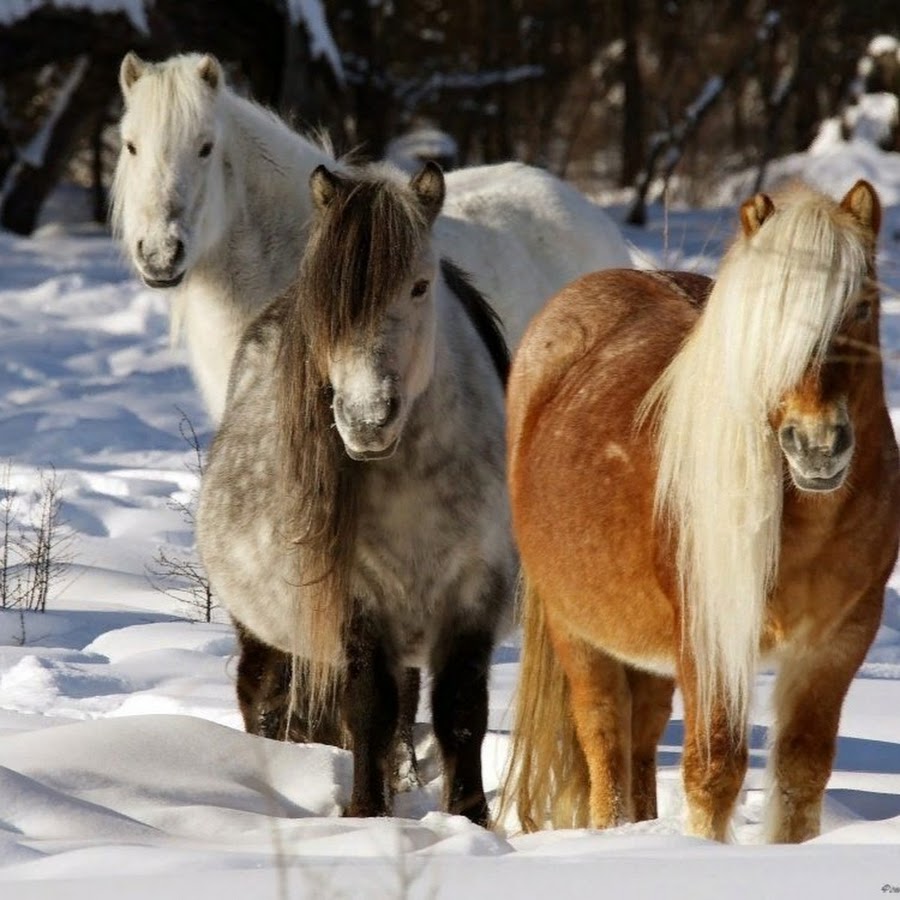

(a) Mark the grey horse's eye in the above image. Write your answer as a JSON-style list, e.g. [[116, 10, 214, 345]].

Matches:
[[411, 279, 429, 299], [125, 141, 137, 156], [199, 141, 214, 158]]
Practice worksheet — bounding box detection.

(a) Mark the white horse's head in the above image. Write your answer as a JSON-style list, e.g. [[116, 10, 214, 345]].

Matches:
[[301, 163, 445, 461], [112, 52, 229, 288]]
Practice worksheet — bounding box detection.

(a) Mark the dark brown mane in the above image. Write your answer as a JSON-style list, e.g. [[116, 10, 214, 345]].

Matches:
[[440, 258, 511, 388], [299, 171, 432, 372], [270, 168, 433, 716]]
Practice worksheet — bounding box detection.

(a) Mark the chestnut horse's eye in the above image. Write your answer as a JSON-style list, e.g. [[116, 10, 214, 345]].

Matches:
[[411, 279, 430, 299], [854, 300, 871, 323], [199, 141, 214, 158], [125, 141, 137, 156]]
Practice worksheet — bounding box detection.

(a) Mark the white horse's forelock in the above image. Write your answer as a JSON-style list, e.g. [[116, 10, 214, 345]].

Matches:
[[643, 187, 868, 736]]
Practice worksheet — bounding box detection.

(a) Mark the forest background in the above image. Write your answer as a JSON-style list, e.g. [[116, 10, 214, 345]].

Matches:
[[2, 0, 899, 237]]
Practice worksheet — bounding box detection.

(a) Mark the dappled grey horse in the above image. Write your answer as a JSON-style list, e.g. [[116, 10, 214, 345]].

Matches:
[[197, 162, 515, 821]]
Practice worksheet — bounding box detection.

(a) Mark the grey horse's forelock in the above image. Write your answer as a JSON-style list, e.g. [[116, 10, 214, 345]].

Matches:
[[269, 169, 433, 710], [298, 171, 430, 364]]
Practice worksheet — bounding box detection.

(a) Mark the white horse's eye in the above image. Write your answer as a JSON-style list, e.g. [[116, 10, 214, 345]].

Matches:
[[199, 142, 214, 158], [125, 141, 136, 156], [411, 279, 429, 299]]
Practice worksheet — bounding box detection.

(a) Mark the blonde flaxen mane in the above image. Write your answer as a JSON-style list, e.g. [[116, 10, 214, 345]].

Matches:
[[641, 184, 869, 735]]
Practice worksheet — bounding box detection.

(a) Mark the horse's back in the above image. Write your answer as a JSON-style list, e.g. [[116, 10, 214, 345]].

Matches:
[[507, 268, 707, 669], [508, 268, 704, 446], [438, 163, 634, 348]]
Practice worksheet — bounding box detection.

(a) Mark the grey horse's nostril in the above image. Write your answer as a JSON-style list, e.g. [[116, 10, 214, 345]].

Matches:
[[376, 396, 399, 428], [172, 239, 185, 266], [136, 239, 144, 259]]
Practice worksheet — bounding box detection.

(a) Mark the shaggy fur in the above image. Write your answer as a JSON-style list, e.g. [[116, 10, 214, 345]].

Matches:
[[198, 163, 517, 822]]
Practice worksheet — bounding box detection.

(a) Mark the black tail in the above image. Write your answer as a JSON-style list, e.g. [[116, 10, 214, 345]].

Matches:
[[440, 258, 510, 388]]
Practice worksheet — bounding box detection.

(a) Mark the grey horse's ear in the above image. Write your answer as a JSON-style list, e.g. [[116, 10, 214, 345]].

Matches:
[[411, 161, 445, 224], [119, 52, 145, 96], [310, 165, 343, 211], [197, 54, 222, 91]]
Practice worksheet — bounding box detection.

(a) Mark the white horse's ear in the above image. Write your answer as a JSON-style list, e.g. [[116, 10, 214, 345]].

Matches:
[[739, 192, 775, 237], [841, 179, 881, 236], [411, 161, 444, 224], [310, 165, 342, 211], [197, 54, 222, 91], [119, 52, 145, 96]]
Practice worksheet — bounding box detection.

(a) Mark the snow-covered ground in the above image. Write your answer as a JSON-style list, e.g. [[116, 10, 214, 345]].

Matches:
[[1, 143, 900, 899]]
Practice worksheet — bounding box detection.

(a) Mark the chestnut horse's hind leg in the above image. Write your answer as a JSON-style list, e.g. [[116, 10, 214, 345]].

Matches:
[[234, 621, 344, 744], [343, 610, 400, 817], [678, 655, 748, 841], [626, 666, 675, 821], [766, 599, 881, 843], [430, 627, 492, 826], [548, 622, 632, 827]]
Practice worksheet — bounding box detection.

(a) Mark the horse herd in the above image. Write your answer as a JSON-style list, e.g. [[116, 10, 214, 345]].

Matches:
[[110, 52, 899, 845]]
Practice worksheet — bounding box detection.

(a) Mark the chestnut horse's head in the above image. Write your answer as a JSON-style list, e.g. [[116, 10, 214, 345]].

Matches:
[[741, 181, 882, 494]]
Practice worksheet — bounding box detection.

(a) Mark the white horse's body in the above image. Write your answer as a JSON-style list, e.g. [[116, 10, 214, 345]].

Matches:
[[112, 53, 634, 423]]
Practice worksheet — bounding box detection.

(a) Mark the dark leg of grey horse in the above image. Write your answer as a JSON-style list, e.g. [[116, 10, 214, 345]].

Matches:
[[343, 611, 400, 817], [430, 628, 493, 826], [234, 621, 344, 745], [391, 667, 422, 789]]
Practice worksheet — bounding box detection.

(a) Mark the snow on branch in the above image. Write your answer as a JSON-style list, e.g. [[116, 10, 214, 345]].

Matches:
[[286, 0, 345, 85], [0, 0, 149, 34], [395, 65, 545, 108], [21, 56, 88, 168]]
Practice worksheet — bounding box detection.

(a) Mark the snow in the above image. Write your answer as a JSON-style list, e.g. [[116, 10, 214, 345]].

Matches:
[[285, 0, 345, 85], [1, 141, 900, 898], [0, 0, 149, 34], [867, 35, 900, 59]]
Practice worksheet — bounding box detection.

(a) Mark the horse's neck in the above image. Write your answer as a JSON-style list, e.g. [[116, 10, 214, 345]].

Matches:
[[394, 287, 505, 467], [197, 94, 333, 312]]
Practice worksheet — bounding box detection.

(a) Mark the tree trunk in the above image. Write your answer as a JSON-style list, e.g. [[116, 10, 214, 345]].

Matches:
[[620, 0, 644, 186], [1, 56, 117, 235]]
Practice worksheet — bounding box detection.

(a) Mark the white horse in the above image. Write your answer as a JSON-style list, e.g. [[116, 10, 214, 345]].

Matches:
[[111, 51, 634, 424]]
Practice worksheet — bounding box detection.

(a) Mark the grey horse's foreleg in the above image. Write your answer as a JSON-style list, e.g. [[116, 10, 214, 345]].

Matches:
[[431, 627, 492, 826], [343, 610, 399, 817]]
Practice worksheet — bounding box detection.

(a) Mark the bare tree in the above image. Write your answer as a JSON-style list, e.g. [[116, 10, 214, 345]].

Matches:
[[147, 410, 217, 623], [0, 464, 73, 614]]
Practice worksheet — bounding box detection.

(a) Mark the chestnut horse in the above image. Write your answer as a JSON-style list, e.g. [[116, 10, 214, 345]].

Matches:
[[502, 180, 899, 843]]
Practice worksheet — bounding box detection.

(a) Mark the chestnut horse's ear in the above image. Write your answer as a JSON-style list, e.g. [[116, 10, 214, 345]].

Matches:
[[310, 165, 343, 211], [197, 54, 222, 91], [119, 52, 145, 96], [740, 193, 775, 237], [410, 161, 445, 225], [841, 179, 881, 237]]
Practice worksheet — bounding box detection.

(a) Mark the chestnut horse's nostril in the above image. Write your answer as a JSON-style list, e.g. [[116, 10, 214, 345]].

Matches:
[[832, 423, 852, 458], [779, 424, 800, 454]]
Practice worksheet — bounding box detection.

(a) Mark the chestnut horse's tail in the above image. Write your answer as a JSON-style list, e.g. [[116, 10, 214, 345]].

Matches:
[[500, 576, 589, 832]]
